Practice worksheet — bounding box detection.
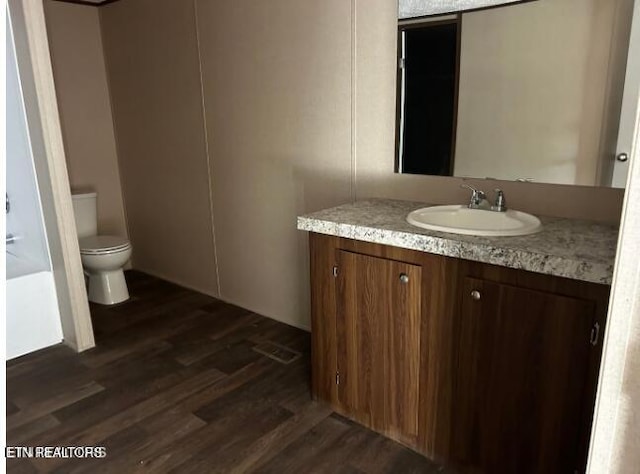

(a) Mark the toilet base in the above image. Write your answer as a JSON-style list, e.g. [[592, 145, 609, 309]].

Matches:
[[87, 269, 130, 305]]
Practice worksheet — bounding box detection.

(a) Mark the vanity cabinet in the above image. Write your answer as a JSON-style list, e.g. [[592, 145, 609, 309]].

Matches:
[[308, 233, 609, 473], [453, 277, 603, 473], [335, 250, 422, 446]]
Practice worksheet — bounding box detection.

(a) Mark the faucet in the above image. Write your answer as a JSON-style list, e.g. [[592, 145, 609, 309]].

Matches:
[[460, 184, 489, 209], [460, 185, 507, 212]]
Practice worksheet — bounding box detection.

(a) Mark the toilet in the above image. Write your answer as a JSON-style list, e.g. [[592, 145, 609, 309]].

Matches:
[[71, 192, 132, 305]]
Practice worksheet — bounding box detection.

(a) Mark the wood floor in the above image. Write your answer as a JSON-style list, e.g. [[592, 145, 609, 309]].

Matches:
[[6, 271, 448, 473]]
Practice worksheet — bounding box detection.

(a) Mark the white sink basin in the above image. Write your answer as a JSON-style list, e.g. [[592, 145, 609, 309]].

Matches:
[[406, 205, 542, 237]]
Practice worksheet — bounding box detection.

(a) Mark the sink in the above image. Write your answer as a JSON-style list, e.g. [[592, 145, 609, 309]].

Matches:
[[406, 205, 542, 237]]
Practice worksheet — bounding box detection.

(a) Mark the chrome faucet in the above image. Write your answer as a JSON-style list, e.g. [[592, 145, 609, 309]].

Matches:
[[460, 185, 507, 212], [491, 189, 507, 212], [460, 184, 489, 209]]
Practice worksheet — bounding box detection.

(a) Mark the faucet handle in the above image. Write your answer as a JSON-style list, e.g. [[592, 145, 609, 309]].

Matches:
[[492, 188, 507, 212], [460, 184, 485, 197], [460, 183, 478, 193], [460, 184, 486, 208]]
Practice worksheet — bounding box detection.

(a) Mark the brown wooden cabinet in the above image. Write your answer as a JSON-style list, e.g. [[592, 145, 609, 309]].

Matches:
[[308, 233, 609, 473], [452, 277, 603, 473], [335, 250, 422, 445]]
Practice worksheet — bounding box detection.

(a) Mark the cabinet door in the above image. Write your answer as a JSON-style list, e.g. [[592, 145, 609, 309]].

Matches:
[[453, 277, 599, 473], [335, 250, 422, 444]]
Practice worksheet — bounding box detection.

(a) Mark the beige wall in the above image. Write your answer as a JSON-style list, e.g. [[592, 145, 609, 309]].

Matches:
[[195, 0, 353, 328], [100, 0, 219, 296], [454, 0, 623, 186], [44, 1, 128, 238], [355, 0, 624, 224], [97, 0, 624, 332]]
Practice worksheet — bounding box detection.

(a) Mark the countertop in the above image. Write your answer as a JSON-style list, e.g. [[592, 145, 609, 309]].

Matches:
[[297, 199, 619, 285]]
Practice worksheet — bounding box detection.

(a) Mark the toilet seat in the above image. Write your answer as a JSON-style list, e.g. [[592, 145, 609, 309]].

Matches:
[[79, 235, 131, 255]]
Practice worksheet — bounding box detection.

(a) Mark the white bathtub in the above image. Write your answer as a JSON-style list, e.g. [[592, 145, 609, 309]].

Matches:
[[6, 14, 64, 360], [6, 252, 63, 360]]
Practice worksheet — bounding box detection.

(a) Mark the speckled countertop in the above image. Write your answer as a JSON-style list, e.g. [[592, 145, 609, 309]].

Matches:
[[297, 199, 619, 285]]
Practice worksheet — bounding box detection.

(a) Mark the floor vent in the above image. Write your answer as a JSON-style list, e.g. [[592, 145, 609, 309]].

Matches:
[[252, 341, 302, 365]]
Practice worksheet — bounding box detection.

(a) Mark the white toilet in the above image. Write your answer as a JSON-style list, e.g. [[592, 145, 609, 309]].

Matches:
[[71, 192, 132, 305]]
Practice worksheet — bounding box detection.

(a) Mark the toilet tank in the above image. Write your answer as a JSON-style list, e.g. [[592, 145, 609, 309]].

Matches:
[[71, 192, 98, 238]]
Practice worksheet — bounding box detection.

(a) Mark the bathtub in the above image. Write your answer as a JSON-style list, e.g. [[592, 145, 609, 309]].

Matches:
[[6, 252, 63, 360], [6, 12, 64, 361]]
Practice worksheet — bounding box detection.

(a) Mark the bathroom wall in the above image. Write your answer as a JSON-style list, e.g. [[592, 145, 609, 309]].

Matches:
[[43, 1, 128, 238], [355, 0, 625, 224], [97, 0, 625, 331], [100, 0, 219, 296], [196, 0, 353, 328], [99, 0, 352, 327]]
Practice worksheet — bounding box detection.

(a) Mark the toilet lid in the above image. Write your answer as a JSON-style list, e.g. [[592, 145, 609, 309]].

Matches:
[[79, 235, 131, 255]]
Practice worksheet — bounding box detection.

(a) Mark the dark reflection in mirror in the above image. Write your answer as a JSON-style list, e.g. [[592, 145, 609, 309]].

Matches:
[[396, 20, 459, 175]]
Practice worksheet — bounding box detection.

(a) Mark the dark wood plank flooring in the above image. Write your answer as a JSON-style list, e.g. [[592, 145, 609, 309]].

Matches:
[[6, 271, 447, 473]]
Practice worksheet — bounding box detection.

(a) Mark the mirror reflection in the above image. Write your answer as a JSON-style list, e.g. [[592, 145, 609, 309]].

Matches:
[[395, 0, 634, 188]]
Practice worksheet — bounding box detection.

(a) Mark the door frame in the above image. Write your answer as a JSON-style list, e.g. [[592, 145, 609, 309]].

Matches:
[[587, 0, 640, 468], [7, 0, 95, 352]]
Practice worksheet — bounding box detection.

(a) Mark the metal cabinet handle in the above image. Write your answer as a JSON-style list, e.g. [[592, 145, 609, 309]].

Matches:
[[470, 290, 481, 300], [616, 153, 629, 162], [590, 322, 601, 346], [399, 273, 409, 284]]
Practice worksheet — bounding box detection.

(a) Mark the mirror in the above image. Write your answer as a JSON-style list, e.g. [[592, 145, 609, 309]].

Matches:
[[396, 0, 634, 188]]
